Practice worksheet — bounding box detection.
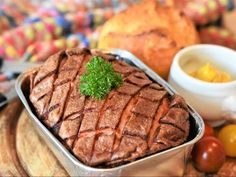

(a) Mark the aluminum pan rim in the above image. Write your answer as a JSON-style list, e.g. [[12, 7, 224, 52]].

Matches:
[[15, 48, 205, 172]]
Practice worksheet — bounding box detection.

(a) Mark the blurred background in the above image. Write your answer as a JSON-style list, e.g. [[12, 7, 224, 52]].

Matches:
[[0, 0, 235, 107]]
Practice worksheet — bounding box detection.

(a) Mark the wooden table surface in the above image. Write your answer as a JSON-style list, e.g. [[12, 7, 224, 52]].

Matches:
[[0, 99, 68, 176], [0, 99, 236, 177]]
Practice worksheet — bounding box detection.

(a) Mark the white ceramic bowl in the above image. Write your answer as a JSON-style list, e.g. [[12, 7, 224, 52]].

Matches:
[[168, 44, 236, 125]]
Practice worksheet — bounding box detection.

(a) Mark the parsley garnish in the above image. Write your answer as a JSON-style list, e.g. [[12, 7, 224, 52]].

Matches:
[[80, 56, 123, 99]]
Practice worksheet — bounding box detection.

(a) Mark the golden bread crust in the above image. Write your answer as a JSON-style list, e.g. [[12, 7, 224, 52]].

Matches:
[[98, 0, 199, 79]]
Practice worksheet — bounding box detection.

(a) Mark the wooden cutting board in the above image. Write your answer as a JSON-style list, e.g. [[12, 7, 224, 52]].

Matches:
[[0, 99, 67, 176], [0, 99, 236, 176]]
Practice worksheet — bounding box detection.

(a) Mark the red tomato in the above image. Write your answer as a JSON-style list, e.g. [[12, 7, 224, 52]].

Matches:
[[203, 121, 215, 138], [192, 136, 225, 173]]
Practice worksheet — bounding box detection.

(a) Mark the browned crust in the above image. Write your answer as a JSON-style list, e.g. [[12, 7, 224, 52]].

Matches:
[[29, 48, 190, 167]]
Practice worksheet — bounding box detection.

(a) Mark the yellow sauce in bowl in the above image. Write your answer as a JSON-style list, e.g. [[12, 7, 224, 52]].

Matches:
[[189, 63, 231, 83]]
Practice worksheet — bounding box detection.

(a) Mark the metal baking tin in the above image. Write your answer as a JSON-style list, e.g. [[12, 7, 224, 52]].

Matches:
[[15, 49, 204, 177]]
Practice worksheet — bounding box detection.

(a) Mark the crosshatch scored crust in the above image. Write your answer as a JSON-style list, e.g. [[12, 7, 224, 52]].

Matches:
[[29, 48, 190, 167]]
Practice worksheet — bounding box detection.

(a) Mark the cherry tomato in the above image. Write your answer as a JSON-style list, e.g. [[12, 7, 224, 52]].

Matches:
[[203, 121, 215, 138], [218, 124, 236, 157], [192, 136, 225, 173]]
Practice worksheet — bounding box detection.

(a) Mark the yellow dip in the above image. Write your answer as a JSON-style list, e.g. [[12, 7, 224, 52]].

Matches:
[[189, 63, 231, 83]]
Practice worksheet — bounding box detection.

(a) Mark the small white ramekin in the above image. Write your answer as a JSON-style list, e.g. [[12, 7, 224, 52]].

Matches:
[[168, 44, 236, 126]]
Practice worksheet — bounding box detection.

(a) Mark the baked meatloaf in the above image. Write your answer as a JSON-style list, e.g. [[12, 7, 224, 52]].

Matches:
[[29, 48, 190, 167]]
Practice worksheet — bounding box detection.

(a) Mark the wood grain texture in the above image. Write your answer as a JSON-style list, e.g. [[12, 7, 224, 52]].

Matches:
[[184, 158, 236, 177], [16, 109, 68, 177], [215, 158, 236, 177], [0, 101, 235, 177], [184, 160, 204, 177], [0, 99, 27, 176]]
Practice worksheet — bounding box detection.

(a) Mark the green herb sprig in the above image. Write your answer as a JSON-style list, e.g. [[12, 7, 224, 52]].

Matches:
[[79, 56, 123, 99]]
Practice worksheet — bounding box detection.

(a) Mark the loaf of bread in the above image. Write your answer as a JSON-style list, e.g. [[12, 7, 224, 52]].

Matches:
[[98, 0, 199, 79]]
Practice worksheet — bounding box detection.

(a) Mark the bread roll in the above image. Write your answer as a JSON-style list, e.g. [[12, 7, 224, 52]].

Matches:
[[98, 0, 199, 79]]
